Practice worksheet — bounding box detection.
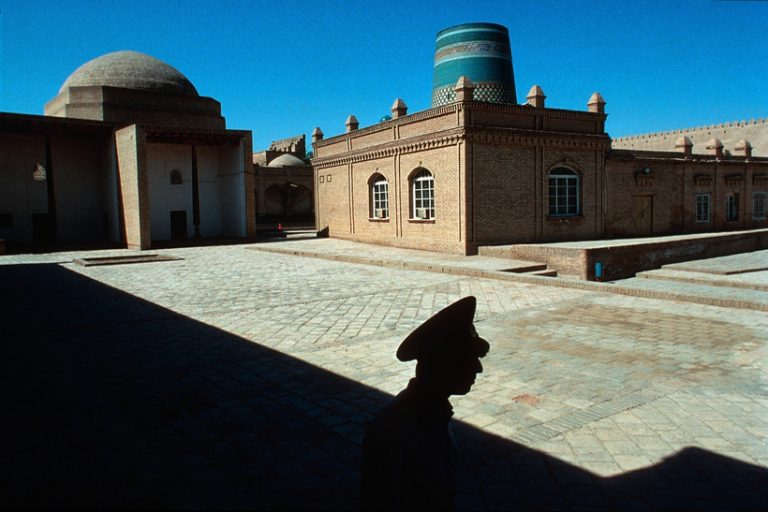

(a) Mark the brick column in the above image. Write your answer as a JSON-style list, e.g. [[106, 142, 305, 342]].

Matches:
[[192, 144, 201, 238], [115, 125, 151, 249]]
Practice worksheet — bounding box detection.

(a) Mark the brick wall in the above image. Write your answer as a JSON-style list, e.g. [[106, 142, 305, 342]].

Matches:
[[606, 152, 768, 237], [472, 144, 537, 243], [315, 99, 768, 256], [398, 147, 464, 253], [315, 144, 467, 254], [115, 124, 150, 249], [314, 105, 467, 253], [315, 163, 351, 236], [605, 157, 686, 237], [540, 148, 604, 242]]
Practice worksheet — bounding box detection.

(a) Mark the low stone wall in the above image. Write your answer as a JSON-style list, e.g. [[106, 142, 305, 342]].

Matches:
[[480, 229, 768, 281], [480, 245, 587, 277]]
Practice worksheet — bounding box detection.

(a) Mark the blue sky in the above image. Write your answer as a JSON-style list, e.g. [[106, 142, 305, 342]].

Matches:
[[1, 0, 766, 152]]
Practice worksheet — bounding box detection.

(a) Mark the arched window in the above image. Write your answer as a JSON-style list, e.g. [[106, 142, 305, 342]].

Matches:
[[411, 169, 434, 219], [548, 168, 580, 216], [170, 169, 183, 185], [370, 174, 389, 219]]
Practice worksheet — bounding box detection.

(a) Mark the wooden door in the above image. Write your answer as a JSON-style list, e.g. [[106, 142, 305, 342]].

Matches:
[[633, 195, 653, 235]]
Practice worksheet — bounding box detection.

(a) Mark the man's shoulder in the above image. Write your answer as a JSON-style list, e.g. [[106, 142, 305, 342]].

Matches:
[[366, 388, 421, 435]]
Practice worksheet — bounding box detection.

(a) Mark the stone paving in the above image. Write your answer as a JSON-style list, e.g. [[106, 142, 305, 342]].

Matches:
[[637, 268, 768, 291], [619, 249, 768, 311], [1, 241, 767, 510], [665, 249, 768, 275], [253, 237, 546, 273], [510, 229, 768, 249], [253, 239, 768, 312]]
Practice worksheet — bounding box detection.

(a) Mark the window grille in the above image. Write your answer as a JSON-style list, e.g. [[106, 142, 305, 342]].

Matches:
[[371, 178, 389, 219], [726, 193, 739, 221], [695, 193, 711, 222], [753, 192, 767, 220], [412, 170, 435, 219], [548, 168, 580, 216]]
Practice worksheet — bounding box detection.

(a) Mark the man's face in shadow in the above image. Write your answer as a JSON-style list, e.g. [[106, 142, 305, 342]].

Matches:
[[421, 345, 484, 397], [446, 353, 483, 396]]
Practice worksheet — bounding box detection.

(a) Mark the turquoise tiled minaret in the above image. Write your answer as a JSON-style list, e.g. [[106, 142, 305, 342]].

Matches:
[[432, 22, 517, 107]]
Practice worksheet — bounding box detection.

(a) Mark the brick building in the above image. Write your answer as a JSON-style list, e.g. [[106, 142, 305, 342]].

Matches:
[[253, 135, 314, 225], [0, 51, 255, 251], [312, 23, 768, 254]]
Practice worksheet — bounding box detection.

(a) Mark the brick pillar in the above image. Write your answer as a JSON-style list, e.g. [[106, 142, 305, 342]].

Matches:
[[345, 115, 359, 132], [391, 98, 408, 118], [587, 92, 605, 114], [526, 85, 546, 108], [675, 136, 693, 157], [454, 76, 474, 102], [706, 138, 724, 158], [734, 140, 752, 159], [191, 144, 201, 238], [115, 124, 151, 249]]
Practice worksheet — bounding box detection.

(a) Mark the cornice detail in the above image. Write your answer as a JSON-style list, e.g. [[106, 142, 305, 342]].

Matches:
[[314, 100, 605, 149], [465, 128, 610, 150], [312, 126, 610, 168], [314, 104, 460, 148], [466, 101, 605, 120], [313, 129, 466, 169]]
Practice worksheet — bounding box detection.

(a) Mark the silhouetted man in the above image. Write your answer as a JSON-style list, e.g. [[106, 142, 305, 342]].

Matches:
[[361, 296, 490, 511]]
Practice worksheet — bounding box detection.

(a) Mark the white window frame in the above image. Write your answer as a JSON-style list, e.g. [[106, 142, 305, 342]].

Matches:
[[695, 193, 711, 223], [726, 193, 739, 222], [753, 192, 767, 220], [411, 170, 435, 219], [371, 177, 389, 219], [548, 168, 580, 216]]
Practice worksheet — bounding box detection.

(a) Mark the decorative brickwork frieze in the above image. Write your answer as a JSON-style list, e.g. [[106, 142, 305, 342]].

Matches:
[[634, 173, 656, 186], [466, 129, 609, 150], [313, 130, 466, 169], [694, 174, 713, 186]]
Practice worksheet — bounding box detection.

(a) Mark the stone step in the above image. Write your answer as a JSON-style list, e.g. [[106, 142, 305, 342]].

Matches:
[[500, 263, 548, 273], [530, 269, 558, 277], [611, 276, 768, 312], [637, 268, 768, 291]]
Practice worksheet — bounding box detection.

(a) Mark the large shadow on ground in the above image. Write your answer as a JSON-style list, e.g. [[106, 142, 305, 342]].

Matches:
[[1, 264, 766, 510]]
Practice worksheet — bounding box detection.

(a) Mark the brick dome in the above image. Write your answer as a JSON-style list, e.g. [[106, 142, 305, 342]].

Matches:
[[59, 50, 198, 96], [268, 154, 307, 167]]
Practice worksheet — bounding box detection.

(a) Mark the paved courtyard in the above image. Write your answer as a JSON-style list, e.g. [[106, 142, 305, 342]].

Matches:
[[1, 239, 767, 510]]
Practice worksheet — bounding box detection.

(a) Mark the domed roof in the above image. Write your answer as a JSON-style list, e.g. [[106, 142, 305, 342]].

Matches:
[[268, 154, 307, 167], [59, 50, 198, 96]]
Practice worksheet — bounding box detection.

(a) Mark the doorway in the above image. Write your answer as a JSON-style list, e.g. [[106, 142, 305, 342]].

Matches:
[[32, 213, 55, 245], [633, 195, 653, 235], [170, 210, 187, 240]]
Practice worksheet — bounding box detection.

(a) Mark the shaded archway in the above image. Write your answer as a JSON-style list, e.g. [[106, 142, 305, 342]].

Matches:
[[291, 185, 312, 216], [265, 185, 285, 216]]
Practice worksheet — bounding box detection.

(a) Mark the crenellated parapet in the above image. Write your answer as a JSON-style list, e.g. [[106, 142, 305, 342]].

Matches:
[[612, 117, 768, 156]]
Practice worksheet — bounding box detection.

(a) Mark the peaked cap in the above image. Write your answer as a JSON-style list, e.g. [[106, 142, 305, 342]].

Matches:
[[396, 296, 489, 362]]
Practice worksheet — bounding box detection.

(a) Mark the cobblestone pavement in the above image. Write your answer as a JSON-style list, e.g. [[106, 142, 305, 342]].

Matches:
[[2, 242, 767, 510], [255, 237, 544, 271]]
